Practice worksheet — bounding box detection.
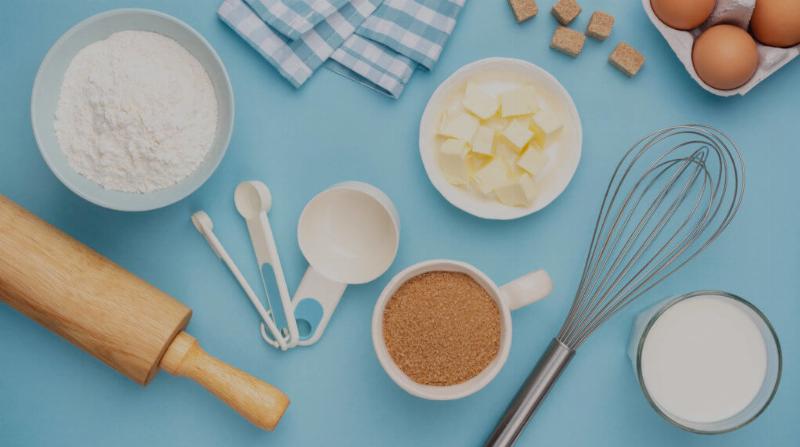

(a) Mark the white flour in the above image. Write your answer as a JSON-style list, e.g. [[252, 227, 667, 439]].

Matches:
[[55, 31, 218, 193]]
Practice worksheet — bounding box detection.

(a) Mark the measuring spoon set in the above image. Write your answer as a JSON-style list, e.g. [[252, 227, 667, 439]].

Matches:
[[193, 181, 400, 350]]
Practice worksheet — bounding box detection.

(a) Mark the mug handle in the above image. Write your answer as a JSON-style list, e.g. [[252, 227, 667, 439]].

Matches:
[[292, 266, 348, 346], [499, 270, 553, 311]]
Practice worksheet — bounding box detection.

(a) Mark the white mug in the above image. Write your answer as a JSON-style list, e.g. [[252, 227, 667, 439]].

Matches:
[[372, 259, 553, 400]]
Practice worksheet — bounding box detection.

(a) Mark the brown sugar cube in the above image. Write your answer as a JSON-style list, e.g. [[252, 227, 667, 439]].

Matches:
[[550, 26, 586, 57], [508, 0, 538, 23], [587, 11, 615, 40], [609, 42, 645, 77], [551, 0, 581, 25]]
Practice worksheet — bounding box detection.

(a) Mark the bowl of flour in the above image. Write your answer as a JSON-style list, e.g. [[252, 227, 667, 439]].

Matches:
[[32, 9, 233, 211]]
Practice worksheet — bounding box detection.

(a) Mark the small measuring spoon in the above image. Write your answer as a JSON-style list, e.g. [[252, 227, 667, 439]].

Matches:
[[234, 181, 298, 348], [191, 211, 288, 350]]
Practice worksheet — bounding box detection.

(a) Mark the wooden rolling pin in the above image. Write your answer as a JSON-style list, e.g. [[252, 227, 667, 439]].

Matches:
[[0, 195, 289, 430]]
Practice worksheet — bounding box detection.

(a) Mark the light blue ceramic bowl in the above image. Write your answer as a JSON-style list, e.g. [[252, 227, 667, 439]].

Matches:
[[31, 9, 234, 211]]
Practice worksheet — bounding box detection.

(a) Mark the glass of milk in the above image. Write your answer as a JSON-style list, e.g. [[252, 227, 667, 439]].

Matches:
[[629, 291, 781, 433]]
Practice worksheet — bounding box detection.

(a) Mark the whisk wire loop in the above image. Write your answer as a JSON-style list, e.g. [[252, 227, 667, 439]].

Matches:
[[557, 125, 744, 348], [562, 151, 712, 346]]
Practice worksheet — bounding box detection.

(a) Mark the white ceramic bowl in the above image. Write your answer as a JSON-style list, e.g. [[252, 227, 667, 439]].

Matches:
[[419, 58, 582, 220], [31, 9, 234, 211]]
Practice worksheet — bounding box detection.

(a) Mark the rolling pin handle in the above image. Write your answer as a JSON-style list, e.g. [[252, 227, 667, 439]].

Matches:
[[160, 331, 290, 431]]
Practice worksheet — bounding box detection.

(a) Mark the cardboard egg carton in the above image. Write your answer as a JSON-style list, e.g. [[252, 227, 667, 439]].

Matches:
[[642, 0, 799, 96]]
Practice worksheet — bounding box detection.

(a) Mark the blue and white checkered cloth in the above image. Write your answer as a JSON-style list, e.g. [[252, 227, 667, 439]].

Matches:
[[242, 0, 352, 40], [218, 0, 464, 98]]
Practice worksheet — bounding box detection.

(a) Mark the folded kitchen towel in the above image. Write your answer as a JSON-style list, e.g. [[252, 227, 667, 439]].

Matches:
[[218, 0, 381, 87], [242, 0, 352, 40], [218, 0, 464, 98], [327, 34, 416, 97], [330, 0, 465, 97], [357, 0, 464, 70]]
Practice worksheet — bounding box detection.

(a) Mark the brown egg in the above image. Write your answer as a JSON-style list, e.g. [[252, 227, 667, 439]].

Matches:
[[751, 0, 800, 47], [651, 0, 717, 30], [692, 25, 759, 90]]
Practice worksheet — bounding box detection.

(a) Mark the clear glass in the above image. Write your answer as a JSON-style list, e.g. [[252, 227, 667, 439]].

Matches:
[[628, 290, 782, 434]]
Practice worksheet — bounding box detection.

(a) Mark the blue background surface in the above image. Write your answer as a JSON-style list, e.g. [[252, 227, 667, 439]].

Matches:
[[1, 1, 798, 445]]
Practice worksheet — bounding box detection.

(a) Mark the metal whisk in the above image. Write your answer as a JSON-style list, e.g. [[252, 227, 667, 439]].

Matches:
[[485, 125, 745, 446]]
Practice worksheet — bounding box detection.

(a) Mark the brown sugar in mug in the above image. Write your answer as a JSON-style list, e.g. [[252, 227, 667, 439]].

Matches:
[[372, 259, 553, 400]]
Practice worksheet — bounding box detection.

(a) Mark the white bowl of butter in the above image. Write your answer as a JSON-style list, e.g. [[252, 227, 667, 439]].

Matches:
[[419, 58, 582, 220]]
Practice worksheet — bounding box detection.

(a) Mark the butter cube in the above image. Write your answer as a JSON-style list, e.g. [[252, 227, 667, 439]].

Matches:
[[495, 174, 538, 206], [472, 126, 495, 156], [468, 152, 491, 172], [495, 182, 527, 207], [484, 116, 509, 131], [531, 110, 563, 147], [439, 111, 479, 141], [503, 119, 534, 150], [500, 86, 540, 118], [446, 101, 465, 115], [474, 158, 509, 194], [439, 139, 471, 185], [517, 147, 549, 175], [495, 140, 519, 166], [463, 83, 499, 120], [519, 173, 538, 196]]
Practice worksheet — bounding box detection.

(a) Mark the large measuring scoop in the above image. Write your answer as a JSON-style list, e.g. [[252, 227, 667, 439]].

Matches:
[[293, 182, 400, 346]]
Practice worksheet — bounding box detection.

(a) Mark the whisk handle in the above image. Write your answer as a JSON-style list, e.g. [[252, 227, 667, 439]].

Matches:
[[484, 339, 575, 447]]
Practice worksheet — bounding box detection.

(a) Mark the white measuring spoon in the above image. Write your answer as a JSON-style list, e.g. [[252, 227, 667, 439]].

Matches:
[[190, 211, 288, 350], [234, 181, 299, 348], [292, 182, 400, 346]]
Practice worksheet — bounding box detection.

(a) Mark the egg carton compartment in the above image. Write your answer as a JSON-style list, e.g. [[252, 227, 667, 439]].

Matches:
[[642, 0, 799, 96]]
